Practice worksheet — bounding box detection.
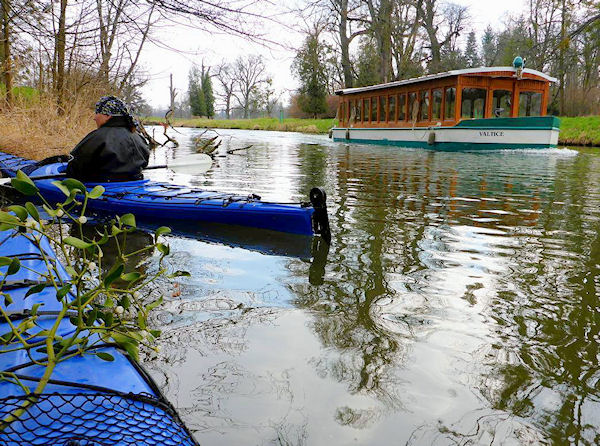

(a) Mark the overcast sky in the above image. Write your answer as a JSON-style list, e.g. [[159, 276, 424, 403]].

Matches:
[[140, 0, 527, 109]]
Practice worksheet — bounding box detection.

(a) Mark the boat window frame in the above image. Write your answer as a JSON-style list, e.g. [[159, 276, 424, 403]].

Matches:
[[408, 92, 418, 122], [518, 90, 543, 117], [431, 88, 443, 121], [398, 93, 407, 121], [491, 89, 512, 118], [388, 94, 397, 122], [357, 98, 363, 122], [419, 90, 430, 122], [461, 87, 487, 119], [444, 87, 456, 121], [379, 95, 387, 123], [370, 96, 378, 122]]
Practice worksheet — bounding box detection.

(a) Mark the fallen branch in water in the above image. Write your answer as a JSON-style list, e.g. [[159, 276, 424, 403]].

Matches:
[[226, 144, 253, 155]]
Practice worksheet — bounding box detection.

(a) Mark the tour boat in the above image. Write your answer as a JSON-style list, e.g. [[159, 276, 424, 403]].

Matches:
[[331, 58, 560, 150]]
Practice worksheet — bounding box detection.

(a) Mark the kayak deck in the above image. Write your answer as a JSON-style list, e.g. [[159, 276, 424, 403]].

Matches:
[[0, 152, 331, 240], [0, 229, 197, 445]]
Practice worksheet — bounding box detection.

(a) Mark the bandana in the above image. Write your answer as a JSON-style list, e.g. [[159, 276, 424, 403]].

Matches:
[[95, 96, 131, 117]]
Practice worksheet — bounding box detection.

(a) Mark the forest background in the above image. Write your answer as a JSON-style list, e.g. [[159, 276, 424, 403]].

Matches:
[[0, 0, 598, 157]]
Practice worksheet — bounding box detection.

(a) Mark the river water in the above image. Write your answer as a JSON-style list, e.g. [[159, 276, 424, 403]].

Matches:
[[139, 128, 599, 445]]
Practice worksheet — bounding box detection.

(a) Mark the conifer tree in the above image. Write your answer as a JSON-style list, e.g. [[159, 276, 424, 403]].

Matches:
[[464, 31, 481, 67], [202, 72, 215, 118]]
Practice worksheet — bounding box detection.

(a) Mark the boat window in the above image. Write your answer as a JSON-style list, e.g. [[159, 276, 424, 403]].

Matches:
[[419, 90, 430, 121], [432, 89, 442, 120], [379, 96, 387, 122], [461, 87, 486, 119], [492, 90, 511, 118], [371, 97, 378, 122], [445, 87, 456, 120], [519, 91, 542, 117], [398, 93, 406, 121], [389, 95, 396, 122], [357, 99, 362, 122], [408, 92, 418, 122]]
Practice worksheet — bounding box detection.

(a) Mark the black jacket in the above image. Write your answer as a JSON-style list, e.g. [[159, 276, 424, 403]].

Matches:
[[66, 116, 150, 182]]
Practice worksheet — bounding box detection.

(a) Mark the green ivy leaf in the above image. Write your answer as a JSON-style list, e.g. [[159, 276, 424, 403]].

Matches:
[[25, 283, 48, 298], [88, 185, 105, 199], [12, 171, 39, 196], [42, 204, 58, 218], [145, 296, 163, 312], [51, 180, 70, 197], [25, 202, 40, 222], [6, 258, 20, 276], [30, 303, 41, 316], [137, 311, 147, 330], [119, 213, 136, 228], [86, 308, 98, 326], [96, 351, 115, 361], [64, 236, 92, 250], [155, 226, 171, 238], [169, 270, 191, 278], [62, 178, 87, 194], [3, 293, 13, 307], [7, 205, 28, 221], [156, 243, 170, 255], [120, 295, 130, 309], [0, 257, 12, 267], [56, 284, 71, 300], [120, 272, 141, 283], [104, 262, 124, 287], [0, 211, 20, 225]]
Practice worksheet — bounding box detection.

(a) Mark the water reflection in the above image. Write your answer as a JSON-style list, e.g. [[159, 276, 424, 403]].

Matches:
[[137, 129, 599, 445]]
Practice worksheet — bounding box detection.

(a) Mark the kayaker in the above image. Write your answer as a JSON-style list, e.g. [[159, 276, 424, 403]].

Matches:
[[66, 96, 150, 182]]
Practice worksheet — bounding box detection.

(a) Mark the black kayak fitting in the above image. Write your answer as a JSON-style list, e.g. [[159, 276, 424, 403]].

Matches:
[[309, 187, 331, 244]]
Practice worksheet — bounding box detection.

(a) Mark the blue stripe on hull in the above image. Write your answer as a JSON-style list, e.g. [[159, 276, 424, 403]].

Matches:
[[333, 137, 557, 151]]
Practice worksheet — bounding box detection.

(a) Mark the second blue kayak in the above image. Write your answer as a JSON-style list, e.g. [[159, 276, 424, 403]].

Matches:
[[0, 229, 197, 445]]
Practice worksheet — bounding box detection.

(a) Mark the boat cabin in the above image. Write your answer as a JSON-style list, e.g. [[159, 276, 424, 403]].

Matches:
[[336, 66, 556, 129]]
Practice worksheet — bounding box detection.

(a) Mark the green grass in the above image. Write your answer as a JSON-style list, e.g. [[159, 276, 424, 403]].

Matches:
[[144, 117, 337, 134], [144, 115, 600, 146], [558, 116, 600, 146]]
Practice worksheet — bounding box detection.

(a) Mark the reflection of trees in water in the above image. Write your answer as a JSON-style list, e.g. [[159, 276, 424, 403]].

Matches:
[[425, 154, 600, 444], [143, 308, 312, 443]]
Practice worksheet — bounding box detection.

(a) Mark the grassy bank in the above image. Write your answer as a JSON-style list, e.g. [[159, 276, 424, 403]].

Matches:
[[558, 116, 600, 146], [146, 117, 337, 134]]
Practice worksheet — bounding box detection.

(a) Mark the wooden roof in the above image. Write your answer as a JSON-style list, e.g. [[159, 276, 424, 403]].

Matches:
[[335, 67, 557, 96]]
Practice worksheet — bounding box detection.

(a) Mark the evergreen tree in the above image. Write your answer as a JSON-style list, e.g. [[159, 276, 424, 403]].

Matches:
[[188, 66, 206, 117], [292, 30, 328, 118], [464, 31, 481, 67], [355, 37, 381, 87], [201, 72, 215, 118], [481, 26, 497, 66]]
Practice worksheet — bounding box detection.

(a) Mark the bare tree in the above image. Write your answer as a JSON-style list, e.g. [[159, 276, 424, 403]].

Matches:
[[215, 62, 236, 119], [231, 55, 267, 119]]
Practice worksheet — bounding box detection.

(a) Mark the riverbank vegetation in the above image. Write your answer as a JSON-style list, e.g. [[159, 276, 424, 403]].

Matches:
[[558, 116, 600, 146], [146, 117, 337, 134]]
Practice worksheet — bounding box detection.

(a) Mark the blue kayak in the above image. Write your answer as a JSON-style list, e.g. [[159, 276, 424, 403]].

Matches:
[[0, 229, 197, 445], [0, 152, 331, 241]]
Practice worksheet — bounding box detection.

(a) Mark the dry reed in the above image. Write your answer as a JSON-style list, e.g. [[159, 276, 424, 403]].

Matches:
[[0, 94, 96, 160]]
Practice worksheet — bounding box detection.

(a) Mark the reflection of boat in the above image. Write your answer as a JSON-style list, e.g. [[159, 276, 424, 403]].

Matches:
[[134, 218, 318, 259], [332, 58, 559, 150], [0, 229, 197, 445], [0, 152, 331, 240]]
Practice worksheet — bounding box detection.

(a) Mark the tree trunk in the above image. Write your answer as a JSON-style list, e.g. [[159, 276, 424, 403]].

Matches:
[[55, 0, 68, 113], [339, 0, 353, 88], [421, 0, 442, 73], [1, 0, 12, 107]]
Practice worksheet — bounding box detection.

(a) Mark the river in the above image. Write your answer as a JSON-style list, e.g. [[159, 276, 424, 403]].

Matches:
[[139, 128, 597, 445]]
